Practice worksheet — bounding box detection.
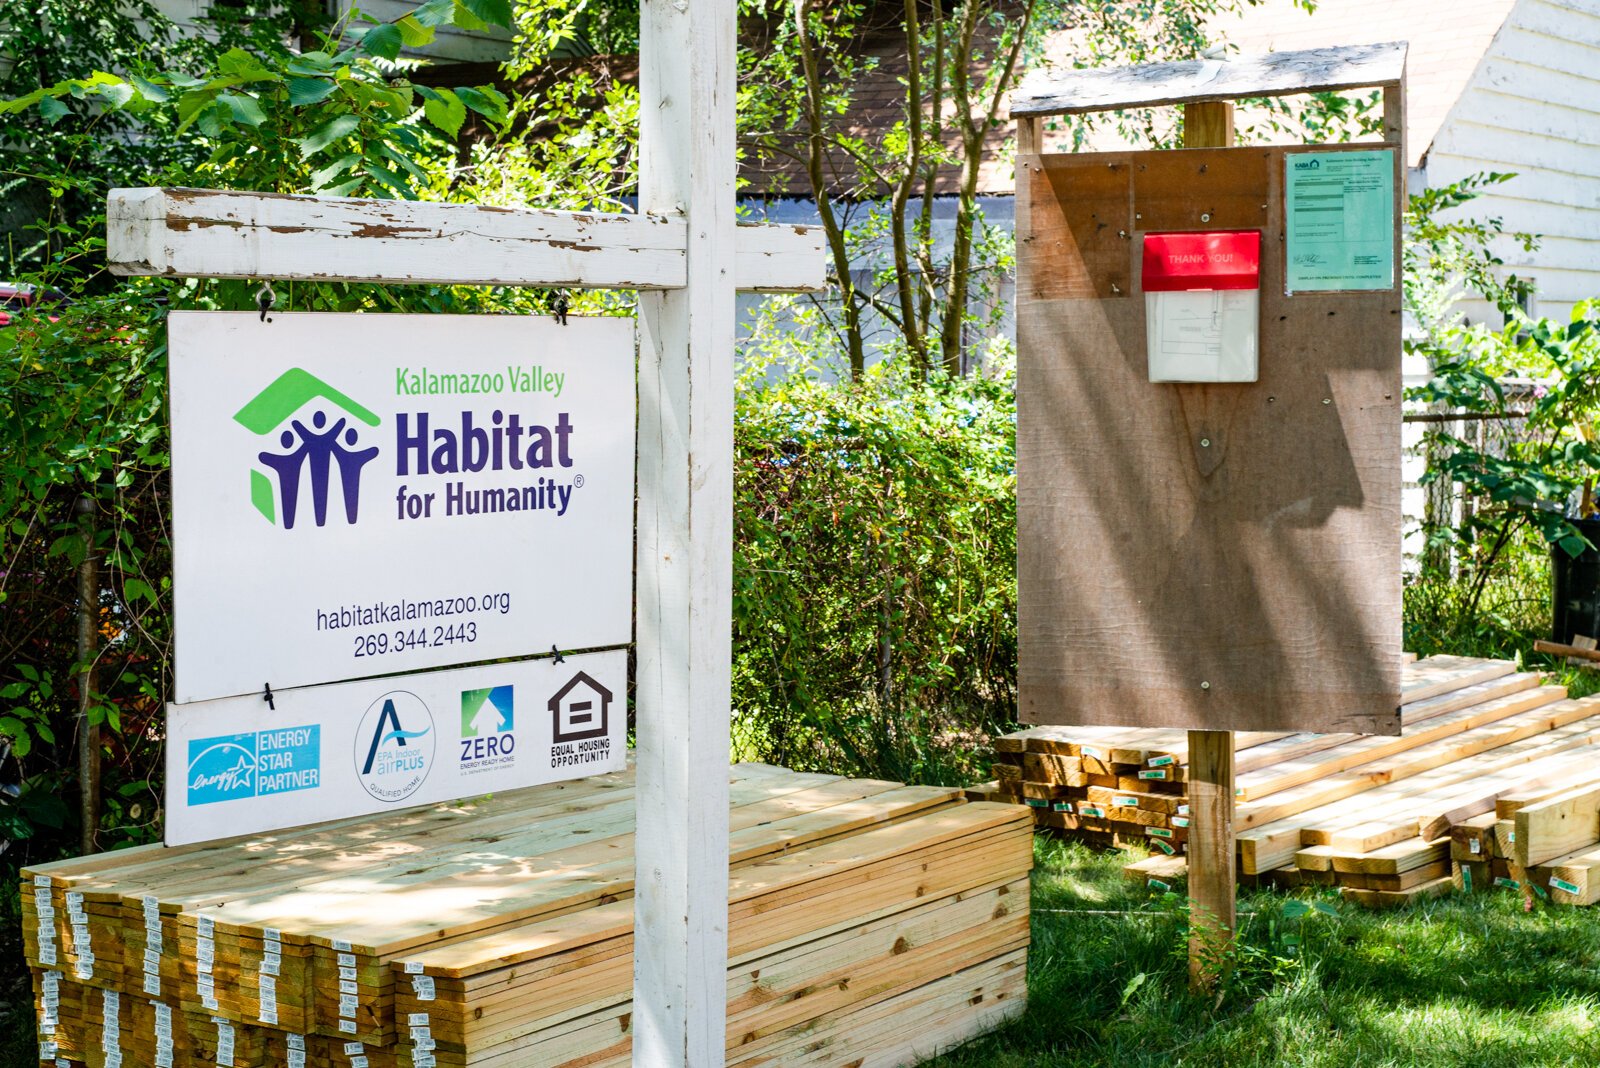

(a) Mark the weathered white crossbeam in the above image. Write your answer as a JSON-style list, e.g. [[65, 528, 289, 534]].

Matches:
[[1010, 40, 1407, 117], [106, 187, 826, 293]]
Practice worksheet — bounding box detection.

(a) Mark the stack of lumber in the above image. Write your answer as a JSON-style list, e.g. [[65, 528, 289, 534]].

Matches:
[[984, 654, 1600, 909], [1449, 767, 1600, 906], [24, 763, 1031, 1068]]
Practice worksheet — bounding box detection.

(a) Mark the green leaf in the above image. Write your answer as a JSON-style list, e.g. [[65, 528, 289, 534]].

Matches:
[[363, 159, 414, 198], [450, 0, 489, 30], [413, 0, 457, 27], [123, 578, 156, 605], [218, 92, 267, 126], [47, 533, 86, 566], [197, 102, 229, 137], [129, 76, 169, 103], [457, 0, 513, 28], [321, 176, 365, 197], [38, 97, 69, 124], [99, 82, 136, 109], [396, 15, 436, 47], [287, 51, 336, 76], [216, 47, 275, 81], [455, 85, 508, 125], [361, 23, 404, 61], [1559, 534, 1589, 558], [297, 113, 361, 158], [422, 86, 467, 137], [310, 152, 362, 189], [286, 77, 336, 106]]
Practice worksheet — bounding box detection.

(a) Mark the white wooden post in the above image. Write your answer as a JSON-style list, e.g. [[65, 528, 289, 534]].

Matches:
[[633, 0, 737, 1062]]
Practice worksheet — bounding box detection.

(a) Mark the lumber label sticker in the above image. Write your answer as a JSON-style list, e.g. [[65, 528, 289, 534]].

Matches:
[[164, 651, 626, 846], [168, 313, 634, 704], [1551, 877, 1581, 895]]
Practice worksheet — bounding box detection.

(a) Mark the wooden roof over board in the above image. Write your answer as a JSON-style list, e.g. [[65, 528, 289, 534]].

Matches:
[[1010, 40, 1408, 118]]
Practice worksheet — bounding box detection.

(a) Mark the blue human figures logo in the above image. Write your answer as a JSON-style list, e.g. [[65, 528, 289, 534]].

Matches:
[[233, 368, 381, 529]]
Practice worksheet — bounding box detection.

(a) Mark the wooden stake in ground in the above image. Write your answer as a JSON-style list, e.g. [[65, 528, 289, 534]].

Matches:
[[1182, 99, 1238, 996]]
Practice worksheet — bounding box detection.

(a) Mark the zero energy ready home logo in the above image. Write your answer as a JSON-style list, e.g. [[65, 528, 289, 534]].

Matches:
[[187, 726, 321, 807], [233, 368, 382, 529], [460, 685, 515, 774]]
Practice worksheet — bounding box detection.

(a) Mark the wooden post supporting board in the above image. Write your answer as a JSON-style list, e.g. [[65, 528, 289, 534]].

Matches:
[[634, 0, 738, 1062], [1183, 99, 1237, 994], [1186, 729, 1235, 989]]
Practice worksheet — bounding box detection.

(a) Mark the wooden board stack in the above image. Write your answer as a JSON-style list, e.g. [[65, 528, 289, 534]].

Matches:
[[23, 763, 1031, 1068], [984, 655, 1600, 908]]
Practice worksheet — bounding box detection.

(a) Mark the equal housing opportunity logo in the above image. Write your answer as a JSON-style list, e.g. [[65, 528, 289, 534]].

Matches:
[[233, 368, 382, 529], [187, 726, 321, 807]]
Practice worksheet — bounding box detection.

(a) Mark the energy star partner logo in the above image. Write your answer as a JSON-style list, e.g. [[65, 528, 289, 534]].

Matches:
[[233, 368, 382, 529], [354, 691, 434, 802], [460, 686, 515, 774], [187, 726, 320, 807]]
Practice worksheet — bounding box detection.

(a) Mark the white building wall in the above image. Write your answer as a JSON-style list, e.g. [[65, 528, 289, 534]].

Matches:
[[1425, 0, 1600, 324]]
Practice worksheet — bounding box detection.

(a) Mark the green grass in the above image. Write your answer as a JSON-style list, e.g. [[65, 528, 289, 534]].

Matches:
[[927, 837, 1600, 1068]]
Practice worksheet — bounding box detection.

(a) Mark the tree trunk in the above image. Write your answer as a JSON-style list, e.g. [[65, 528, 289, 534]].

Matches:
[[793, 0, 866, 378], [76, 495, 99, 855]]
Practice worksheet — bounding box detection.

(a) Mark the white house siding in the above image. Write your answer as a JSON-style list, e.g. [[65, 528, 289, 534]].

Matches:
[[1425, 0, 1600, 324], [336, 0, 513, 63]]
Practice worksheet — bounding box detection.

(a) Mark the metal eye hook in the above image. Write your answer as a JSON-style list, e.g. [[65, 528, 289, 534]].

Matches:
[[256, 280, 277, 323]]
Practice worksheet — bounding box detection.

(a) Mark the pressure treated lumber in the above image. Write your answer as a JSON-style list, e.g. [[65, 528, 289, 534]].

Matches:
[[24, 764, 1031, 1066], [1515, 784, 1600, 867]]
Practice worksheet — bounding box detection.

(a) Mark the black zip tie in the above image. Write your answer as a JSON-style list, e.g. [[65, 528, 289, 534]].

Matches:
[[553, 293, 569, 326], [551, 645, 566, 665], [262, 683, 275, 711]]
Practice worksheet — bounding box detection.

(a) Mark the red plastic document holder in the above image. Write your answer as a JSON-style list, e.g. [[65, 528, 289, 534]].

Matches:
[[1141, 230, 1261, 293]]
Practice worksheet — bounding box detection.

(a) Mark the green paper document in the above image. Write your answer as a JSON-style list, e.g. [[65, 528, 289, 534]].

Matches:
[[1284, 148, 1396, 293]]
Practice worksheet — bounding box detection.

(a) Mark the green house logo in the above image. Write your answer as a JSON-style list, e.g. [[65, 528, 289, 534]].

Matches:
[[233, 369, 381, 529], [461, 686, 514, 737]]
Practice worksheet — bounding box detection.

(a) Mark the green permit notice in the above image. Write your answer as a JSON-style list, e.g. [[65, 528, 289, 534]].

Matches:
[[1285, 148, 1396, 293]]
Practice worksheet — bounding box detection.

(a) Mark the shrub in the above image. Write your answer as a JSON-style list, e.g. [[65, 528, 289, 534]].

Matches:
[[731, 351, 1016, 783]]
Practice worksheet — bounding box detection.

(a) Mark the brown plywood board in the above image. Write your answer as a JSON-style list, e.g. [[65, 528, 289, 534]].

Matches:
[[1017, 144, 1403, 735]]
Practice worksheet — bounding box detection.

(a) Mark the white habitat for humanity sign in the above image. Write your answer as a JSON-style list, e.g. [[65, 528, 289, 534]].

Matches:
[[165, 650, 627, 846], [168, 312, 634, 703]]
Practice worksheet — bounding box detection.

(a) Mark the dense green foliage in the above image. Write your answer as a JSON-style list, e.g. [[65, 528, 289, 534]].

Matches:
[[1404, 173, 1600, 617], [732, 353, 1016, 782]]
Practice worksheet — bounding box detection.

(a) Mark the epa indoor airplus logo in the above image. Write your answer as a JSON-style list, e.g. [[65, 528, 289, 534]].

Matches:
[[354, 691, 435, 802], [233, 369, 382, 530], [460, 686, 515, 774], [187, 726, 320, 807]]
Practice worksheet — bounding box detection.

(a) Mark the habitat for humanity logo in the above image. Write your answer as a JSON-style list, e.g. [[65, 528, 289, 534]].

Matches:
[[233, 368, 382, 529], [354, 691, 435, 802], [187, 726, 320, 807], [460, 686, 514, 774]]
